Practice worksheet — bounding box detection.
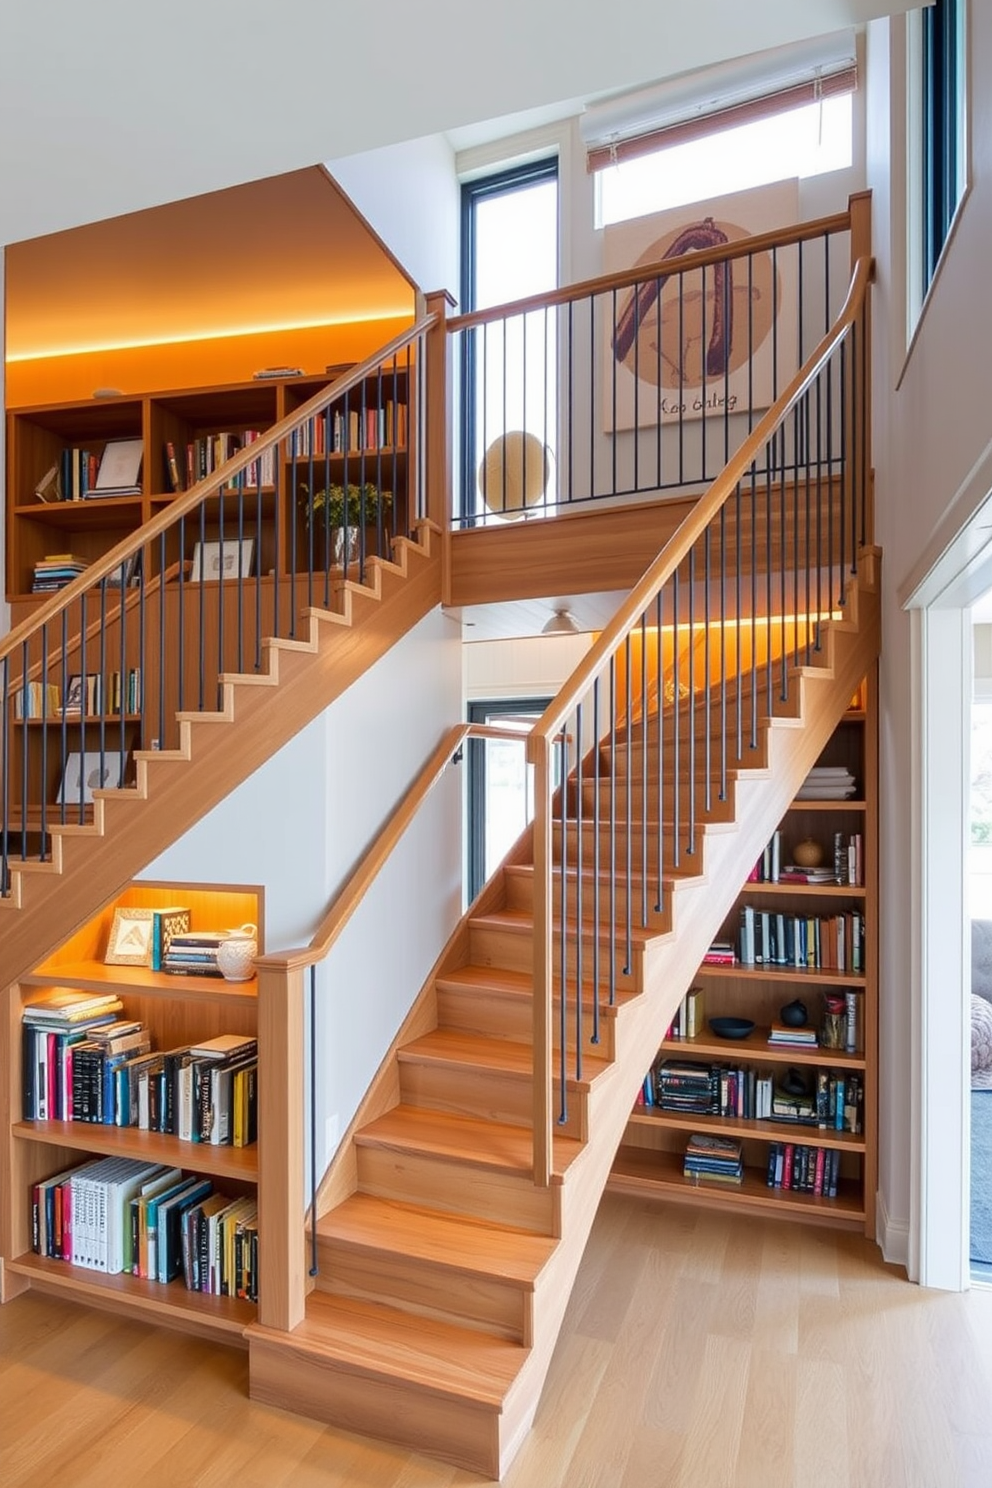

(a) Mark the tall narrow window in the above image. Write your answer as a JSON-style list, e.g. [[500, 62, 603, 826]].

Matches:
[[921, 0, 965, 290], [459, 160, 559, 523]]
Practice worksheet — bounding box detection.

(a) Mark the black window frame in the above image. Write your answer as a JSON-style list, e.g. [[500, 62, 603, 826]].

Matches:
[[921, 0, 964, 292], [466, 696, 553, 902], [459, 158, 559, 524]]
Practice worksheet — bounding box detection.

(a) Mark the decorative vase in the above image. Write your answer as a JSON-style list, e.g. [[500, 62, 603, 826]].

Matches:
[[780, 998, 808, 1027], [216, 923, 258, 983], [793, 837, 824, 868]]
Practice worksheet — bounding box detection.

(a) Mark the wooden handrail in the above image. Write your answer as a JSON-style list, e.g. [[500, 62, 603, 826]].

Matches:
[[0, 314, 437, 668], [526, 254, 874, 757], [447, 209, 852, 333], [255, 721, 535, 975]]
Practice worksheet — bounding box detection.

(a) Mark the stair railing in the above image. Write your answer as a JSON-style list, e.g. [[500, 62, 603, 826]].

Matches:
[[0, 312, 439, 895], [448, 203, 861, 526], [526, 249, 874, 1185], [252, 720, 534, 1332]]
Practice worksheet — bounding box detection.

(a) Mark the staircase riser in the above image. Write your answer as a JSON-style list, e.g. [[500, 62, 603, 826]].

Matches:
[[555, 823, 712, 874], [313, 1242, 529, 1343], [397, 1061, 586, 1143], [504, 870, 671, 938], [468, 924, 643, 993], [249, 1337, 502, 1479], [574, 781, 738, 824], [436, 986, 617, 1061], [355, 1145, 558, 1234]]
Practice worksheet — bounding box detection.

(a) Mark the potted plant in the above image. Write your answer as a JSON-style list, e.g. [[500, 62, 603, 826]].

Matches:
[[300, 481, 392, 566]]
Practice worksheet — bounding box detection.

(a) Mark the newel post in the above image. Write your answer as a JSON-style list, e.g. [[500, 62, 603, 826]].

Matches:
[[848, 191, 874, 546], [530, 731, 554, 1187], [255, 955, 307, 1332], [422, 289, 456, 599]]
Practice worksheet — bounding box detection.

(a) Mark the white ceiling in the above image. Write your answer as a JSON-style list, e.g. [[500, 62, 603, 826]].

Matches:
[[1, 1, 914, 248]]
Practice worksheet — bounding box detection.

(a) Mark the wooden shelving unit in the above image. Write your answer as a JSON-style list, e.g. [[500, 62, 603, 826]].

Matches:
[[0, 881, 264, 1342], [4, 369, 410, 612], [608, 673, 879, 1236]]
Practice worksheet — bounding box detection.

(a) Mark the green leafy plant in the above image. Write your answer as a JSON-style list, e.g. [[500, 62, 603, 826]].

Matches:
[[300, 481, 391, 528]]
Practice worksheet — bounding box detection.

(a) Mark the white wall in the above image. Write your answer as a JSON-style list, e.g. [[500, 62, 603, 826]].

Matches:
[[867, 4, 992, 1267], [142, 605, 464, 1176], [328, 135, 460, 306]]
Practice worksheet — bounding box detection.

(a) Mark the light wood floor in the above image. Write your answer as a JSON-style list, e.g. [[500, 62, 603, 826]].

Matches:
[[2, 1194, 991, 1487]]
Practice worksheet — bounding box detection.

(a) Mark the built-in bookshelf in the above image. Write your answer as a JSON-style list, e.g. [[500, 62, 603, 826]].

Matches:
[[608, 674, 878, 1236], [0, 881, 263, 1342], [4, 368, 410, 612]]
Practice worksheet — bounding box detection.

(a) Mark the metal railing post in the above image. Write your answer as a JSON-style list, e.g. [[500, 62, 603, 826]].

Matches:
[[530, 731, 553, 1187]]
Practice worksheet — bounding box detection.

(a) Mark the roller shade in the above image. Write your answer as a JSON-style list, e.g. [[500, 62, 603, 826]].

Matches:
[[582, 29, 858, 172]]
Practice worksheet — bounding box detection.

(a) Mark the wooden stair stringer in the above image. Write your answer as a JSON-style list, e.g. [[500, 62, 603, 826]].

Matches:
[[246, 560, 880, 1478], [0, 533, 442, 991]]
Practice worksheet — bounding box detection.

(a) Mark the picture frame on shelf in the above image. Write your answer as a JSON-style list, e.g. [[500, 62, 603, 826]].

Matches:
[[100, 551, 140, 588], [57, 748, 125, 805], [63, 673, 102, 716], [104, 906, 155, 966], [189, 538, 255, 583]]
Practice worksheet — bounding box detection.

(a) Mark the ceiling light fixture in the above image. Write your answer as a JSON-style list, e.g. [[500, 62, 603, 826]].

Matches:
[[542, 606, 580, 636]]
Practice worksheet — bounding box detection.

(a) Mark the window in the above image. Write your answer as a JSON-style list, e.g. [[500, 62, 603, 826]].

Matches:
[[582, 31, 857, 229], [459, 160, 559, 522], [466, 698, 552, 901], [595, 93, 853, 228], [921, 0, 966, 290], [907, 0, 966, 327]]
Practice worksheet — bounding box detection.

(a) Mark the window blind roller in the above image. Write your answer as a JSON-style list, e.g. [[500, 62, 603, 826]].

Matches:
[[582, 29, 858, 173]]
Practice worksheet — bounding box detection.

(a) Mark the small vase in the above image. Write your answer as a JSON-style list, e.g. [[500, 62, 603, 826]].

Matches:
[[216, 923, 258, 983]]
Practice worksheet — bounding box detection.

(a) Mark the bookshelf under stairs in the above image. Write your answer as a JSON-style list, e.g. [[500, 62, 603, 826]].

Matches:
[[246, 550, 880, 1479], [0, 521, 441, 995]]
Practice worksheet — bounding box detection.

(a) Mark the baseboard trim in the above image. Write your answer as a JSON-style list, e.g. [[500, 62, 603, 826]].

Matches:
[[875, 1188, 912, 1278]]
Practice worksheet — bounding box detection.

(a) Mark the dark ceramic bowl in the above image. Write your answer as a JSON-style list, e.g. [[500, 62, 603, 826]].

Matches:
[[709, 1016, 756, 1040]]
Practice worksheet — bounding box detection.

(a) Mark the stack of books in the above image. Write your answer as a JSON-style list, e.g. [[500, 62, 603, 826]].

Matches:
[[31, 553, 89, 593], [22, 990, 127, 1121], [767, 1021, 819, 1049], [655, 1059, 717, 1114], [163, 930, 231, 977], [31, 1156, 259, 1297], [794, 765, 857, 800], [683, 1133, 744, 1186], [702, 939, 736, 966]]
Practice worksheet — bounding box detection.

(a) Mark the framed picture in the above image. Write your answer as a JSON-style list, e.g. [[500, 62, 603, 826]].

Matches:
[[100, 552, 139, 588], [105, 906, 155, 966], [602, 179, 799, 432], [57, 749, 125, 805], [63, 673, 102, 715], [190, 538, 255, 583]]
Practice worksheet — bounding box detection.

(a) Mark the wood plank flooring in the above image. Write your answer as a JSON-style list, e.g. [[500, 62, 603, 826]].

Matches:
[[2, 1193, 991, 1487]]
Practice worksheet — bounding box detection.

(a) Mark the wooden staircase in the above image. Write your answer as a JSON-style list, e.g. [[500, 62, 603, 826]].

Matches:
[[0, 524, 441, 994], [247, 550, 881, 1479]]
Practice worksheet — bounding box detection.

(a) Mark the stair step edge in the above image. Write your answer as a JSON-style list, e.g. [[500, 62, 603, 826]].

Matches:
[[315, 1196, 555, 1283], [254, 1294, 524, 1404]]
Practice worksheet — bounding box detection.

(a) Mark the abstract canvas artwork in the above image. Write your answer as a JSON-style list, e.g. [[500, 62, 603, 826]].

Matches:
[[602, 179, 799, 431]]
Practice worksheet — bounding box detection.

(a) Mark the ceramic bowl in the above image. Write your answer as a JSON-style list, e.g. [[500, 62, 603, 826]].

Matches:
[[709, 1016, 755, 1040]]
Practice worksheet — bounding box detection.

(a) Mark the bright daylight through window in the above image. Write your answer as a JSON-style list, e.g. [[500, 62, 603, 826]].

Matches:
[[596, 93, 853, 228]]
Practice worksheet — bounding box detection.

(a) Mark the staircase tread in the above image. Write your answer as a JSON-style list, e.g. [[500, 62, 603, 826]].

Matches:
[[356, 1103, 581, 1178], [436, 962, 636, 1011], [278, 1292, 525, 1404], [316, 1193, 555, 1282], [470, 906, 655, 947], [399, 1026, 612, 1084]]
